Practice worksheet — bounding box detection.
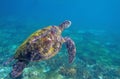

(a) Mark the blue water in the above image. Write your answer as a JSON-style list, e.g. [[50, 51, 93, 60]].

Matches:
[[0, 0, 120, 30], [0, 0, 120, 79]]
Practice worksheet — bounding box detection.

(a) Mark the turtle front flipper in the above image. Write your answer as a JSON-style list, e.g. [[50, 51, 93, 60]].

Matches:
[[10, 60, 28, 78], [64, 37, 76, 63]]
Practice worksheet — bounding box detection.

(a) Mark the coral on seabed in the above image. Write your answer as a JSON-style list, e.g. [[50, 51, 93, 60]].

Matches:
[[58, 66, 76, 77]]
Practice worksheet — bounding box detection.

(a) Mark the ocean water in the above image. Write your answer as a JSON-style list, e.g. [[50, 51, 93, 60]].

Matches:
[[0, 0, 120, 79]]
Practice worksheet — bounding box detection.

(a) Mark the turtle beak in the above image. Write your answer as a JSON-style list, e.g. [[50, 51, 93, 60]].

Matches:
[[64, 20, 71, 28], [59, 20, 72, 31]]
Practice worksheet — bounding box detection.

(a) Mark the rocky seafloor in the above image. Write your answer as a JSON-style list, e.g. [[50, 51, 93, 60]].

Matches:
[[0, 18, 120, 79]]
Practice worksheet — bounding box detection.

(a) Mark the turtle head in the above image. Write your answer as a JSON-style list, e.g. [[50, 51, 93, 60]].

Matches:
[[59, 20, 71, 31]]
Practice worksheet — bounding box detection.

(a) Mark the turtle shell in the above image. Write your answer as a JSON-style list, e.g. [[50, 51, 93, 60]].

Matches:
[[14, 26, 64, 61]]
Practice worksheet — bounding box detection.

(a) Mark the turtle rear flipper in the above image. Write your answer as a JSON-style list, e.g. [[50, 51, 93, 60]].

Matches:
[[3, 57, 14, 66], [65, 37, 76, 63], [10, 60, 28, 78]]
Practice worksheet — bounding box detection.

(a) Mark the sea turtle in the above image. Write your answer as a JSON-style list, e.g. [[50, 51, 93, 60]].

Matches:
[[4, 20, 76, 78]]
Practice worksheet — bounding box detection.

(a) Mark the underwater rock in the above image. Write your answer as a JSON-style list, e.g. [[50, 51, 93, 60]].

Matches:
[[46, 55, 66, 71], [58, 66, 76, 77], [23, 67, 46, 79], [103, 68, 120, 78], [116, 68, 120, 77], [0, 67, 11, 78], [75, 62, 94, 79], [43, 66, 50, 72], [82, 70, 92, 79], [45, 70, 65, 79], [78, 55, 96, 65], [55, 74, 64, 79], [98, 75, 103, 79]]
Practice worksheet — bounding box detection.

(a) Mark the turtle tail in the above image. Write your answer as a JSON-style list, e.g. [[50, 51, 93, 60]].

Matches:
[[9, 60, 28, 78]]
